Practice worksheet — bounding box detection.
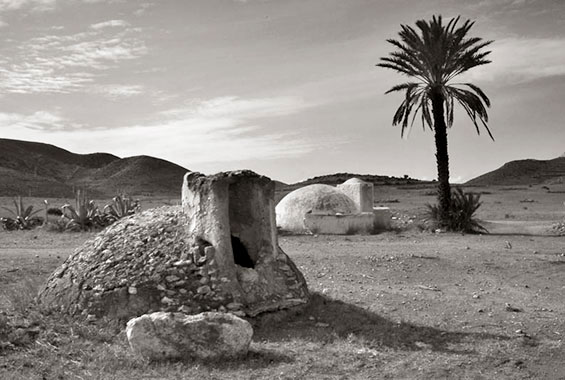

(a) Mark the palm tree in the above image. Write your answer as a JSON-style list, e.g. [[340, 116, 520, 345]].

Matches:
[[377, 15, 493, 227]]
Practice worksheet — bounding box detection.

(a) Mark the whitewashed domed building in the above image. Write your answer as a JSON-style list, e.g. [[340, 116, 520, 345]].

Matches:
[[276, 178, 391, 235]]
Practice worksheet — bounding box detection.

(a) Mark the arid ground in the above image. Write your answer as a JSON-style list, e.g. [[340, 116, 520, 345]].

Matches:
[[0, 184, 564, 379]]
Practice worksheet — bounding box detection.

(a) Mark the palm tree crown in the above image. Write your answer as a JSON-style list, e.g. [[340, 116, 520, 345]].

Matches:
[[378, 15, 493, 138]]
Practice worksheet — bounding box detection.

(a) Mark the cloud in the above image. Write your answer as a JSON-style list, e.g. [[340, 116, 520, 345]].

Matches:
[[91, 84, 144, 98], [0, 110, 73, 131], [90, 19, 130, 29], [134, 2, 153, 16], [57, 36, 147, 68], [135, 95, 317, 163], [162, 96, 305, 120], [0, 0, 122, 12], [458, 37, 565, 84], [0, 24, 147, 94], [1, 96, 321, 166], [0, 67, 93, 93], [0, 0, 56, 12]]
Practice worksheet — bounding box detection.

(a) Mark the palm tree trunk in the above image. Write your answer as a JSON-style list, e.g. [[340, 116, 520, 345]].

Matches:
[[431, 89, 451, 226]]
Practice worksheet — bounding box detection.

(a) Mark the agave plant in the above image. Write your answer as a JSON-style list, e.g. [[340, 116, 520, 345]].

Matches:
[[61, 190, 107, 231], [1, 196, 43, 230], [103, 195, 140, 223]]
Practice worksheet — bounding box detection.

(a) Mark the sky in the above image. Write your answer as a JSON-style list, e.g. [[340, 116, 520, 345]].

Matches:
[[1, 0, 564, 184]]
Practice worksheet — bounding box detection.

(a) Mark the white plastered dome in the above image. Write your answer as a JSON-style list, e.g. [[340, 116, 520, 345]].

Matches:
[[275, 184, 357, 233]]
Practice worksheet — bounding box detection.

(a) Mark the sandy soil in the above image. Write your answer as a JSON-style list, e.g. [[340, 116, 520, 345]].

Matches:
[[281, 231, 565, 378], [0, 184, 564, 379]]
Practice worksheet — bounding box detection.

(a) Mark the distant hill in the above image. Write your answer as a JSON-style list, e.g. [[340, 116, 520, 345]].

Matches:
[[466, 156, 565, 186], [285, 172, 430, 190], [0, 138, 189, 198]]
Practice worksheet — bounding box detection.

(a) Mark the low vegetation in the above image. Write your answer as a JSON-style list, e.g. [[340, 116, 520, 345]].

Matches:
[[61, 190, 107, 232], [426, 188, 487, 233], [103, 195, 141, 224], [1, 191, 140, 232], [0, 196, 43, 231], [62, 191, 141, 232]]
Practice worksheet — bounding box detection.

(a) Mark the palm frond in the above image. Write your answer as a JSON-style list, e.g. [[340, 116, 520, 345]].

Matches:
[[378, 15, 492, 139], [384, 82, 420, 94]]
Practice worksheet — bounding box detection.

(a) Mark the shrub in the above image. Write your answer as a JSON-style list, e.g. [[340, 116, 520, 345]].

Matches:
[[46, 207, 63, 216], [61, 190, 108, 231], [0, 196, 43, 231], [103, 195, 140, 224], [426, 188, 487, 233]]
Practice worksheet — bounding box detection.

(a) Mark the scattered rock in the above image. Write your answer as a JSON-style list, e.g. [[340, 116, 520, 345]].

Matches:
[[505, 303, 523, 312], [126, 311, 253, 361], [416, 285, 440, 292]]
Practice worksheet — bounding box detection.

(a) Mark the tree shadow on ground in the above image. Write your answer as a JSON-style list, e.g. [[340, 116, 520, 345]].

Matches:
[[251, 293, 509, 355]]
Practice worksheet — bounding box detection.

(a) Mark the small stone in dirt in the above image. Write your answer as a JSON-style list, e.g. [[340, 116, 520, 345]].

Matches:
[[505, 303, 523, 312], [472, 294, 480, 299], [535, 307, 553, 312], [414, 341, 432, 350], [514, 360, 525, 367]]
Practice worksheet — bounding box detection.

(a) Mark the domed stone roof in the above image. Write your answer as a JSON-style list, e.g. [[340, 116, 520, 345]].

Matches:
[[275, 184, 357, 233], [38, 171, 309, 321]]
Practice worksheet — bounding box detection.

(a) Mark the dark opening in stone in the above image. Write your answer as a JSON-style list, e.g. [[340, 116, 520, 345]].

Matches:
[[231, 235, 254, 268]]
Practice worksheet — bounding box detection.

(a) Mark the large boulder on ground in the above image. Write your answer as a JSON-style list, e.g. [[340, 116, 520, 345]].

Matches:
[[38, 170, 309, 321], [126, 311, 253, 361]]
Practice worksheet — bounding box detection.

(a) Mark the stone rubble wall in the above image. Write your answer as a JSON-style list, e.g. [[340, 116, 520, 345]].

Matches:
[[38, 170, 309, 322]]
